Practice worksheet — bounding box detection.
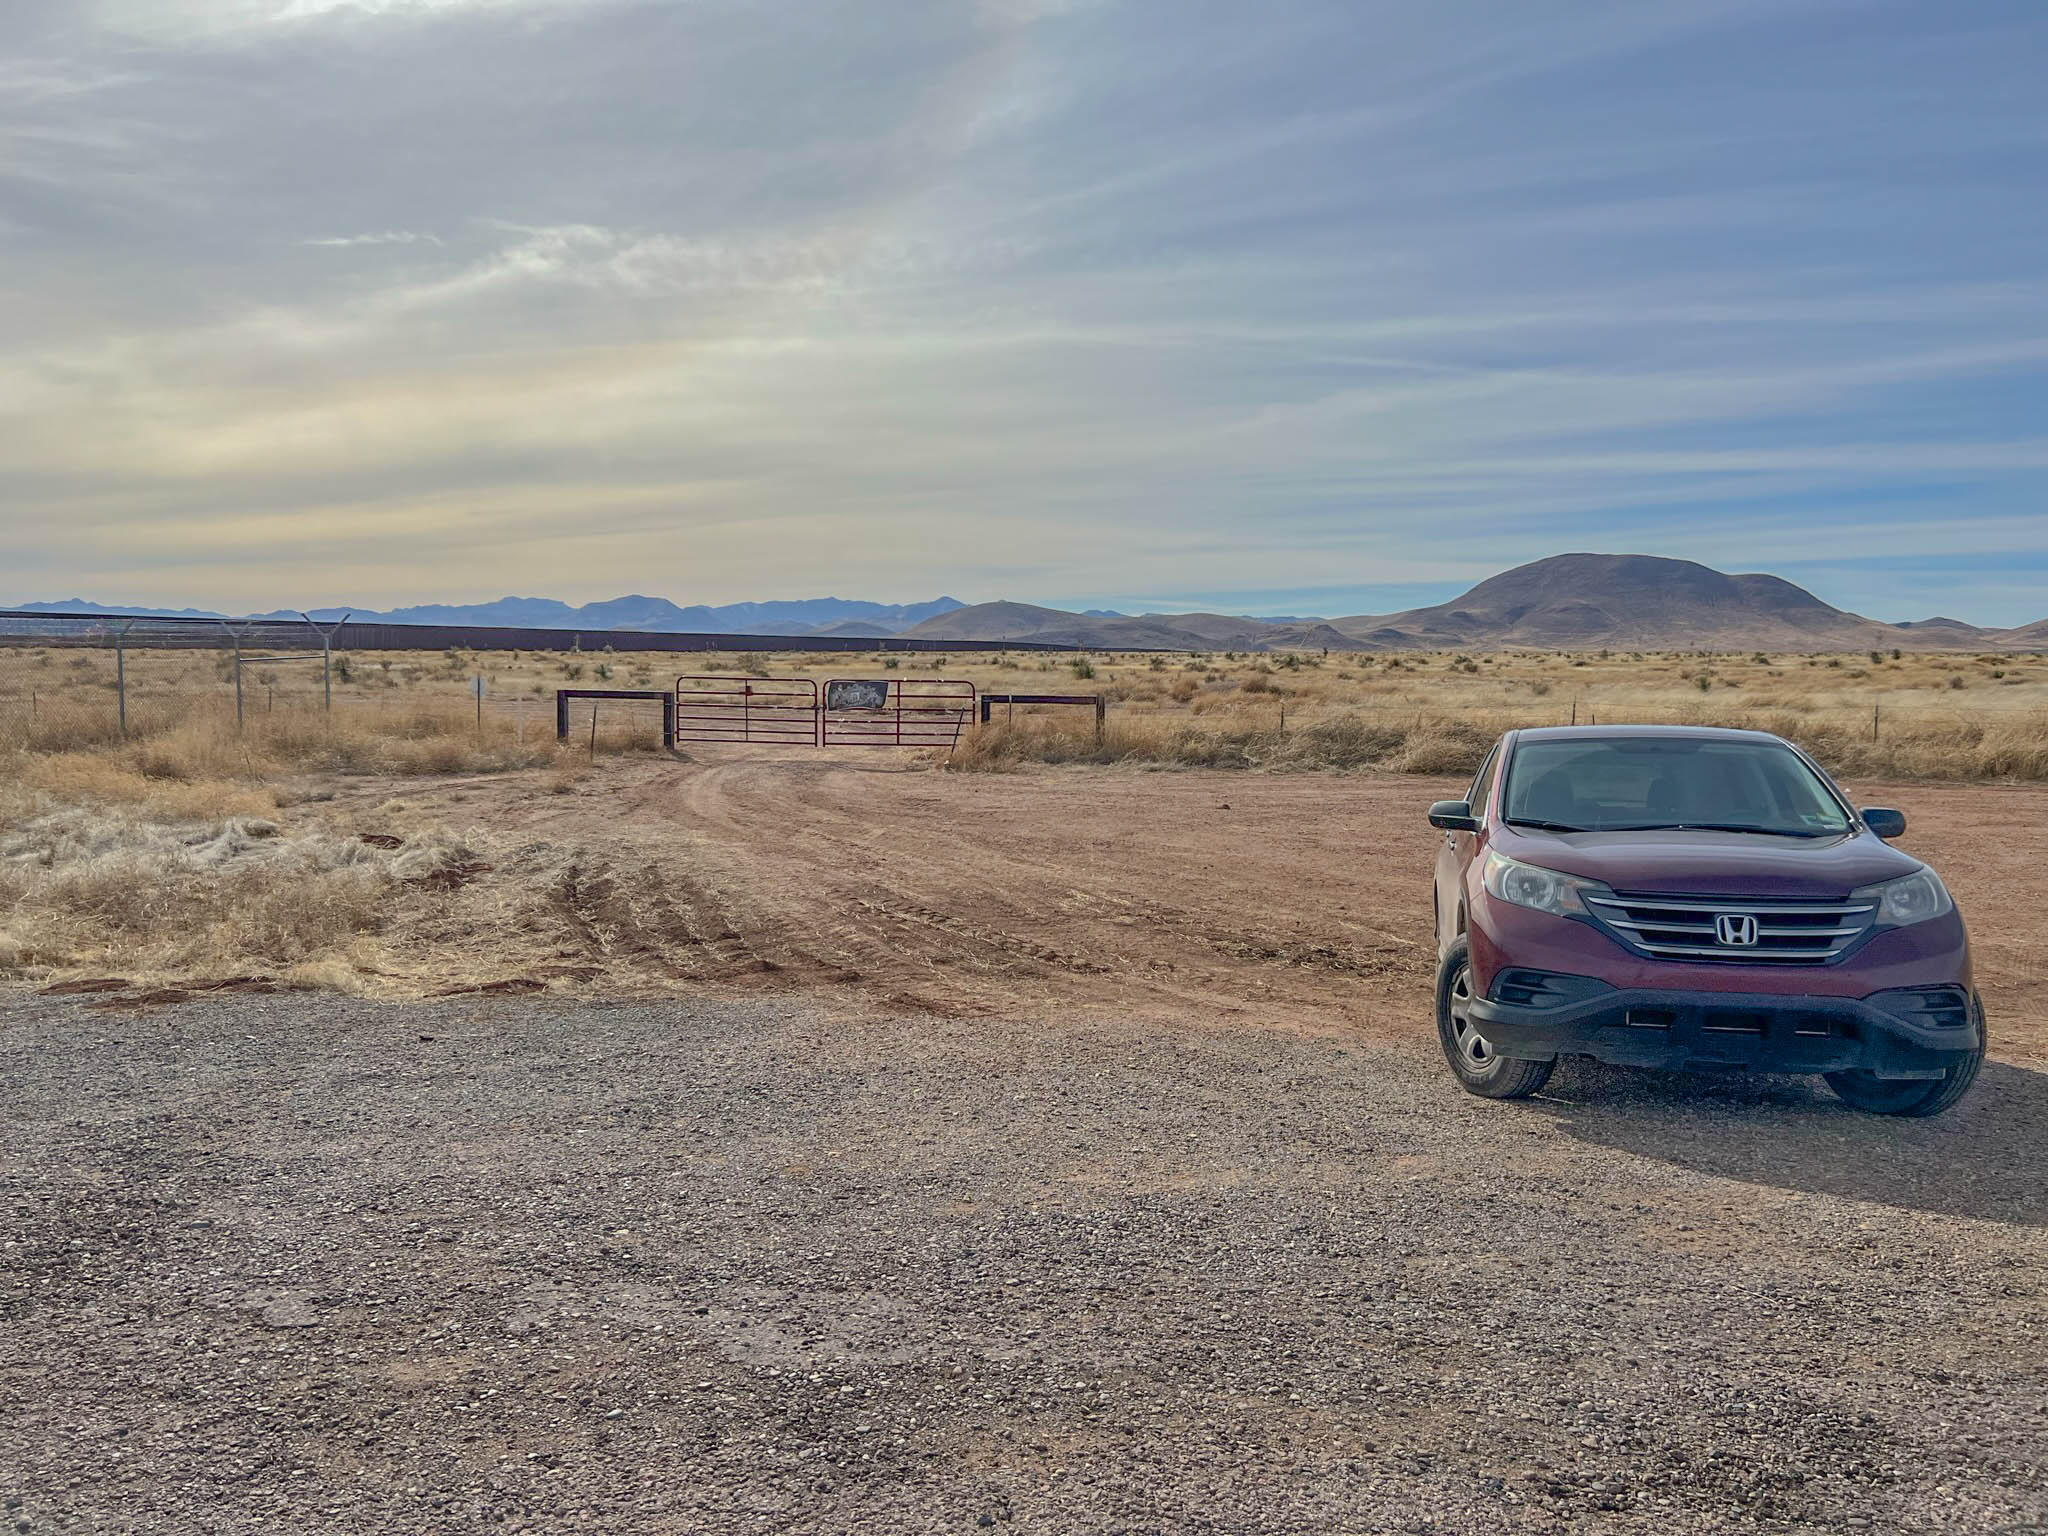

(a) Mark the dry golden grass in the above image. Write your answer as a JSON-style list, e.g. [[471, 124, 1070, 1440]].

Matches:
[[1, 636, 2044, 996], [949, 706, 2048, 782], [0, 788, 399, 977]]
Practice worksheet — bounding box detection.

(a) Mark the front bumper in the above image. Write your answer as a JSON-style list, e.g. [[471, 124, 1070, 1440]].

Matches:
[[1466, 983, 1984, 1079]]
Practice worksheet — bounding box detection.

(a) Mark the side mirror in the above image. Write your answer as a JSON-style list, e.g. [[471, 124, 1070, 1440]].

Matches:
[[1860, 807, 1906, 840], [1428, 799, 1479, 832]]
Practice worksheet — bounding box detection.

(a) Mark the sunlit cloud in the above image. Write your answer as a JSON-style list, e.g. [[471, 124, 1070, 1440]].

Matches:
[[304, 230, 443, 248], [1, 0, 2045, 623]]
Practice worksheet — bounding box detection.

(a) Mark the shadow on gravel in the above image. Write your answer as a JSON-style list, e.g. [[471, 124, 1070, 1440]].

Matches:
[[1532, 1057, 2048, 1227]]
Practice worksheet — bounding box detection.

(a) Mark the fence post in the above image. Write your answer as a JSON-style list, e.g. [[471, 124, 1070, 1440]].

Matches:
[[1872, 703, 1879, 741], [589, 701, 599, 758], [111, 619, 132, 741], [299, 612, 349, 712], [217, 619, 253, 732], [556, 691, 570, 742]]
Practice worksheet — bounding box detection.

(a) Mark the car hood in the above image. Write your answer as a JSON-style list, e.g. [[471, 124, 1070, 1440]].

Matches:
[[1491, 825, 1924, 899]]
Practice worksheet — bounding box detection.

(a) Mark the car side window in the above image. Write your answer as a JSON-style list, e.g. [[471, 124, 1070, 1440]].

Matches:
[[1467, 747, 1500, 822]]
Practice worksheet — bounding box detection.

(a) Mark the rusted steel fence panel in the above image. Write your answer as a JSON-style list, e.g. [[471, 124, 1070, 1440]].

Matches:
[[673, 676, 821, 746], [821, 678, 977, 749], [666, 676, 977, 750]]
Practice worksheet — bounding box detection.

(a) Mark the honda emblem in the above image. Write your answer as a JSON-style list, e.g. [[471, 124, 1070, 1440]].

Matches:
[[1715, 913, 1760, 947]]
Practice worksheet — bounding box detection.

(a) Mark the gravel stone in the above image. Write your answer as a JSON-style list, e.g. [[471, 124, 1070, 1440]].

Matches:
[[0, 991, 2044, 1534]]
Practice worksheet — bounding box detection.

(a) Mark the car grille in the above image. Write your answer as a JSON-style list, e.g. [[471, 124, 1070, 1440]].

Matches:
[[1582, 893, 1876, 965]]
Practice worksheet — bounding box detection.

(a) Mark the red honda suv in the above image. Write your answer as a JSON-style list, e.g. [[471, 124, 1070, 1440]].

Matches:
[[1428, 725, 1984, 1116]]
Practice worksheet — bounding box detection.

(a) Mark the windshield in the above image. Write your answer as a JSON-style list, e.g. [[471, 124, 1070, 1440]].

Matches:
[[1501, 737, 1852, 836]]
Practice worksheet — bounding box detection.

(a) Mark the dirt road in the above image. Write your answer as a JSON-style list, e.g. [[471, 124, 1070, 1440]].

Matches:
[[3, 991, 2044, 1534], [336, 752, 2048, 1064]]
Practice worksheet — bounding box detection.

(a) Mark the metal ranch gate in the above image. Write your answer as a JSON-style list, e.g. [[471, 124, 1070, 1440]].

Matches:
[[674, 676, 977, 750]]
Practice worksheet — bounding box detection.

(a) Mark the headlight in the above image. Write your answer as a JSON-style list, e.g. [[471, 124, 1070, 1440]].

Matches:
[[1853, 868, 1953, 927], [1482, 850, 1608, 917]]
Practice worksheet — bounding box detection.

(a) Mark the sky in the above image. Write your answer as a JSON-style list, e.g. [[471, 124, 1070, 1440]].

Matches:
[[3, 0, 2046, 625]]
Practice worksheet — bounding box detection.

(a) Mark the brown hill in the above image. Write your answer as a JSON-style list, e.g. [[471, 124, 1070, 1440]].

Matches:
[[1331, 553, 1997, 652], [901, 556, 2044, 653], [1996, 616, 2048, 648]]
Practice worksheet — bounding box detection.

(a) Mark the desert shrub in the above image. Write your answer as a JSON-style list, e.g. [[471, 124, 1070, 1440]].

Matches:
[[0, 804, 405, 978], [953, 712, 1472, 776], [1388, 720, 1494, 775]]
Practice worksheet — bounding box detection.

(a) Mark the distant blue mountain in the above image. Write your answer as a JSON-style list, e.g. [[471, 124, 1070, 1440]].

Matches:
[[8, 594, 968, 637]]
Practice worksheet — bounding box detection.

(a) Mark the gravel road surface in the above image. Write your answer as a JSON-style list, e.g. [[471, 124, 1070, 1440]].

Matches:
[[3, 990, 2044, 1535]]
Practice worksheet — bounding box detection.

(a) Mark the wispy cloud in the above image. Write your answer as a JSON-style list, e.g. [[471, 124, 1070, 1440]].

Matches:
[[1, 0, 2045, 622], [303, 229, 443, 248]]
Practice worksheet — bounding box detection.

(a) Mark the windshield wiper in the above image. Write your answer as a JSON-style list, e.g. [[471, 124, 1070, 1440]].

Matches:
[[1502, 816, 1587, 833], [1597, 822, 1837, 838]]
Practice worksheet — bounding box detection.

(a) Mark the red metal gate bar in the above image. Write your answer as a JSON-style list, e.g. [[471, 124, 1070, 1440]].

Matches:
[[674, 676, 821, 746], [821, 678, 977, 749]]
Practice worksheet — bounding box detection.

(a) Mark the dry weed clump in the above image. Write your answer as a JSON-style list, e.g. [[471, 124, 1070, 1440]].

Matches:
[[1, 695, 562, 785], [0, 790, 485, 983], [11, 753, 279, 821], [951, 713, 1488, 775], [1782, 715, 2048, 783], [951, 706, 2047, 783]]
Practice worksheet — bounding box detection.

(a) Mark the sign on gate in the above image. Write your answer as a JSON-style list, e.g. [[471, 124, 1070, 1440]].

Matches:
[[824, 679, 890, 711]]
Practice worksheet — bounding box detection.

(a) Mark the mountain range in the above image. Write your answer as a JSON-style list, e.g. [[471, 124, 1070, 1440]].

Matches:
[[13, 555, 2045, 651], [9, 594, 966, 638]]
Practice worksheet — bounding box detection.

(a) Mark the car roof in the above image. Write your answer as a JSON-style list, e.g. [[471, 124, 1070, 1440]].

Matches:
[[1509, 724, 1785, 745]]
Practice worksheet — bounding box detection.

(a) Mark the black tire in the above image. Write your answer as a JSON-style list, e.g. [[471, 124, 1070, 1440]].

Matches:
[[1825, 1013, 1986, 1118], [1436, 938, 1554, 1100]]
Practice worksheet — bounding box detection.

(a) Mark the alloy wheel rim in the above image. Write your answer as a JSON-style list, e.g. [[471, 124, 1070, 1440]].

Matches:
[[1448, 964, 1492, 1071]]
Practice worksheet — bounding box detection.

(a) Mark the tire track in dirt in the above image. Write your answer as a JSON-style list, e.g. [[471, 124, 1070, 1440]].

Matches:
[[285, 754, 1450, 1027], [464, 753, 1446, 1031], [296, 752, 2047, 1061]]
